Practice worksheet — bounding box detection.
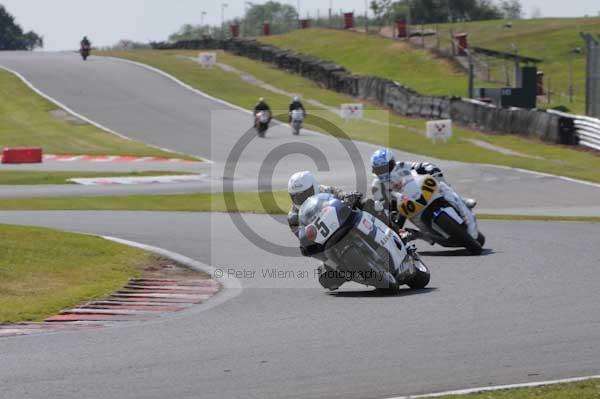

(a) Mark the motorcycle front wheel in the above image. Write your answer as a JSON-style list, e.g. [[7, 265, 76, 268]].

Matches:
[[435, 212, 482, 255], [406, 257, 430, 289], [477, 232, 486, 247]]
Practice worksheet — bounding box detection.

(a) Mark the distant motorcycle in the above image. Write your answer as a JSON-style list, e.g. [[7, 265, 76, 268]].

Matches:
[[255, 111, 271, 137], [80, 45, 91, 61], [393, 173, 485, 255], [289, 109, 304, 135], [299, 193, 430, 292]]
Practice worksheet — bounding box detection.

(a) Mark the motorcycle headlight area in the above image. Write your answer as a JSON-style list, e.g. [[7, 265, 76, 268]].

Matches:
[[304, 224, 318, 242]]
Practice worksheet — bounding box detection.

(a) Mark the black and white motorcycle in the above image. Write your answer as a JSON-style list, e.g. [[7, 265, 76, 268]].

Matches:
[[299, 193, 430, 292]]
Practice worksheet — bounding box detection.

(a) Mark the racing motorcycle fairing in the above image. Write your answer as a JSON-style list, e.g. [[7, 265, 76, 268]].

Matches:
[[299, 194, 416, 289]]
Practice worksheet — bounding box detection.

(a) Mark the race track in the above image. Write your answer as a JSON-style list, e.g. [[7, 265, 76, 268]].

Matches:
[[1, 52, 600, 398], [1, 211, 600, 399]]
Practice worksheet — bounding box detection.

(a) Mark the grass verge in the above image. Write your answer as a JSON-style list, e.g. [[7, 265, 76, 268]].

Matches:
[[434, 378, 600, 398], [101, 49, 600, 184], [0, 191, 291, 213], [0, 192, 599, 224], [0, 68, 189, 159], [0, 171, 192, 185], [477, 214, 600, 223], [260, 22, 600, 114], [258, 28, 471, 97], [0, 224, 155, 323]]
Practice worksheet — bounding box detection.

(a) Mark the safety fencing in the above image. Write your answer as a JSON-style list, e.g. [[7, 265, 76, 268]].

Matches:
[[548, 110, 600, 151], [152, 38, 586, 149]]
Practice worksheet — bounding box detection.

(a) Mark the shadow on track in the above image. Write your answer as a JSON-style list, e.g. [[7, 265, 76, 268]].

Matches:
[[328, 287, 437, 298], [418, 248, 495, 257]]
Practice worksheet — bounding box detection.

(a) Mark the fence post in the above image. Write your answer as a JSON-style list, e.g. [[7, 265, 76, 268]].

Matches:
[[581, 33, 600, 117], [468, 51, 474, 98]]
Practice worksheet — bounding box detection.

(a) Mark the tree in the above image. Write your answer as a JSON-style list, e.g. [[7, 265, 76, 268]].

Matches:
[[370, 0, 394, 27], [21, 30, 43, 50], [499, 0, 523, 20], [168, 1, 297, 41], [390, 1, 410, 21], [244, 1, 297, 36], [168, 24, 205, 41], [0, 5, 43, 50], [401, 0, 502, 24]]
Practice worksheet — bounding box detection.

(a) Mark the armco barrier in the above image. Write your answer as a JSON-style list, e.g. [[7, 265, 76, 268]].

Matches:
[[2, 147, 43, 164], [152, 38, 573, 147], [548, 110, 600, 151]]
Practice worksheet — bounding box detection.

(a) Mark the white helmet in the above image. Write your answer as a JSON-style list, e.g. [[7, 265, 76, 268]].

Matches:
[[259, 97, 265, 103], [293, 96, 300, 102], [288, 171, 319, 206]]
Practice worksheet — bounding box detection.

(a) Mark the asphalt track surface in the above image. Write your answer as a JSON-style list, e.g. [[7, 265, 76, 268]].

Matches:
[[1, 52, 600, 398], [1, 211, 600, 399]]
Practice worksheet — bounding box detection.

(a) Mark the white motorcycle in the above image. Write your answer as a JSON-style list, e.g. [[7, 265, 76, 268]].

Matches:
[[299, 193, 430, 292], [289, 109, 304, 135], [392, 173, 485, 255]]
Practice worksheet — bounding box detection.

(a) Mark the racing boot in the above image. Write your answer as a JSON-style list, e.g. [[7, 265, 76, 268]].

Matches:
[[317, 264, 345, 291], [401, 228, 436, 245], [399, 228, 421, 243]]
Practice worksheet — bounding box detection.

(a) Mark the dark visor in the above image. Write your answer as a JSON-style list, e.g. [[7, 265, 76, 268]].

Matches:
[[372, 160, 395, 176], [291, 187, 316, 206]]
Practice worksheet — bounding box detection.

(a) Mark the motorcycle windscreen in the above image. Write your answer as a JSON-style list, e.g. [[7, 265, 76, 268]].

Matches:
[[299, 194, 334, 227]]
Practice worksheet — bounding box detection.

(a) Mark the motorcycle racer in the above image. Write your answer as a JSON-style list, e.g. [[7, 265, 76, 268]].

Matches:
[[288, 96, 306, 122], [287, 171, 362, 290], [253, 97, 272, 127]]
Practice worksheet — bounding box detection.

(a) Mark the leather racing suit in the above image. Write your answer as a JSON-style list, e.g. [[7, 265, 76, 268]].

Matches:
[[288, 186, 362, 290]]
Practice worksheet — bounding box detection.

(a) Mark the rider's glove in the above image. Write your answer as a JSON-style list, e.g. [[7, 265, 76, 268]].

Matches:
[[343, 192, 363, 209]]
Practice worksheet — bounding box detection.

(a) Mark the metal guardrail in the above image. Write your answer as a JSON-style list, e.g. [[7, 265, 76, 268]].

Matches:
[[576, 117, 600, 151], [548, 110, 600, 151]]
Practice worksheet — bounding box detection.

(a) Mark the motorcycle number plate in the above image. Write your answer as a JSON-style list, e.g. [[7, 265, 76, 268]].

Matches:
[[398, 176, 438, 218], [312, 206, 340, 244]]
